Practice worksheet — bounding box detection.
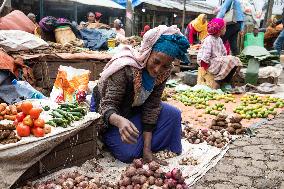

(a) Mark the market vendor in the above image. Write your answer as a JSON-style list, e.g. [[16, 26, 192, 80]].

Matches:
[[197, 18, 242, 88], [185, 14, 208, 45], [80, 12, 110, 29], [92, 25, 189, 164], [112, 19, 126, 41]]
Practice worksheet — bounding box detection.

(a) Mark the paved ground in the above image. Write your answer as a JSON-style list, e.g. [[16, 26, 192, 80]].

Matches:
[[193, 74, 284, 189]]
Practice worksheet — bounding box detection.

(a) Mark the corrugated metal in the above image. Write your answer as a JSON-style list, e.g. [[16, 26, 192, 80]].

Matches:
[[70, 0, 125, 9]]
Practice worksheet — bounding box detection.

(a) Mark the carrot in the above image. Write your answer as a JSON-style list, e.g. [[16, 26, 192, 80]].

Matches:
[[4, 115, 16, 121], [5, 106, 10, 115], [16, 103, 22, 112], [0, 116, 3, 120]]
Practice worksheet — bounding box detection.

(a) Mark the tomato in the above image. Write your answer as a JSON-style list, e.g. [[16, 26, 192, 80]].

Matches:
[[32, 127, 45, 137], [23, 115, 33, 127], [16, 112, 26, 122], [44, 124, 52, 134], [21, 101, 33, 115], [34, 118, 45, 128], [16, 122, 30, 137], [29, 108, 42, 119]]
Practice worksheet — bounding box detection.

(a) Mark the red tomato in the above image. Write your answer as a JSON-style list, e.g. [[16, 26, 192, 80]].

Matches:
[[34, 118, 45, 128], [29, 108, 42, 119], [32, 127, 45, 137], [16, 112, 26, 122], [16, 123, 30, 137], [21, 101, 33, 115], [23, 115, 33, 127]]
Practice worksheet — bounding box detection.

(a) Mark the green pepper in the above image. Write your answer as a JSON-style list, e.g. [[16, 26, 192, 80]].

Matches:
[[46, 120, 57, 127], [43, 106, 50, 111], [51, 111, 64, 118], [68, 112, 83, 118]]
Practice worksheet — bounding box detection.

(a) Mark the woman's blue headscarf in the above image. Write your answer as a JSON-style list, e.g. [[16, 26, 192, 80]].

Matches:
[[152, 34, 190, 64]]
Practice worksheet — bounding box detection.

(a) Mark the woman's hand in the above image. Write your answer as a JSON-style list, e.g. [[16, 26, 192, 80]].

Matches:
[[143, 132, 168, 165], [109, 113, 139, 144]]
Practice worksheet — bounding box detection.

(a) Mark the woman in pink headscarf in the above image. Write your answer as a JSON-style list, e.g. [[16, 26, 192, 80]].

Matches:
[[197, 18, 242, 88]]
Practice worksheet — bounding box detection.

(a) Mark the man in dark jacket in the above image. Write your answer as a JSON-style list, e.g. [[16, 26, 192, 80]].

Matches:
[[273, 7, 284, 55]]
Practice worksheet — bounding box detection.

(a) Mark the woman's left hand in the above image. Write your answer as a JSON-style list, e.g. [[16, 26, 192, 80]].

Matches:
[[143, 149, 168, 166]]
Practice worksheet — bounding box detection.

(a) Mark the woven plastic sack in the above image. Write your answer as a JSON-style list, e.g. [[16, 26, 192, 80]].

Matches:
[[50, 66, 90, 103], [0, 10, 35, 33]]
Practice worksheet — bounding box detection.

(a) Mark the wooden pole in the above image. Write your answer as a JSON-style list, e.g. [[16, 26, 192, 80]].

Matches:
[[152, 10, 156, 28], [40, 0, 44, 19], [263, 0, 274, 28], [74, 2, 78, 22], [125, 0, 133, 37], [182, 0, 186, 32]]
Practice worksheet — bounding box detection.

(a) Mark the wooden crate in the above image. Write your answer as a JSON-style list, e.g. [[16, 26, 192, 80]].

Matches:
[[29, 59, 108, 93], [12, 121, 98, 188]]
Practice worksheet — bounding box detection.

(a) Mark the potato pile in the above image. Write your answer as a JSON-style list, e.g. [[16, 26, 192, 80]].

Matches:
[[210, 113, 228, 131], [183, 126, 231, 148], [21, 171, 116, 189], [0, 123, 21, 144], [227, 115, 246, 135], [119, 159, 188, 189]]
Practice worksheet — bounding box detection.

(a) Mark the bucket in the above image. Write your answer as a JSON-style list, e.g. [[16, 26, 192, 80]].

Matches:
[[107, 38, 116, 48], [182, 70, 198, 86], [54, 26, 76, 45]]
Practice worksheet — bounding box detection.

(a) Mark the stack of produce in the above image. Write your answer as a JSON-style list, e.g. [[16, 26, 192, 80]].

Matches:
[[205, 103, 226, 116], [119, 159, 188, 189], [0, 103, 21, 121], [179, 157, 198, 166], [227, 115, 246, 135], [46, 102, 87, 128], [15, 101, 51, 138], [0, 123, 21, 144], [210, 113, 228, 131], [21, 171, 117, 189], [154, 150, 177, 160], [234, 94, 284, 119], [174, 90, 235, 109], [183, 126, 231, 148]]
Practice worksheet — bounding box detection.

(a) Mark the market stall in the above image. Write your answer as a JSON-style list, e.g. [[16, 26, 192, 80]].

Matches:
[[0, 99, 100, 188]]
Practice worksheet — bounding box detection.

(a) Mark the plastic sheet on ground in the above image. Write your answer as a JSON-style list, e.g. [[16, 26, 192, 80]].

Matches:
[[0, 99, 100, 189], [240, 64, 283, 79], [28, 139, 229, 187]]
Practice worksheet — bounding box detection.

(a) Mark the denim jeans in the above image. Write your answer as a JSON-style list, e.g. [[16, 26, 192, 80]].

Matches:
[[273, 29, 284, 55]]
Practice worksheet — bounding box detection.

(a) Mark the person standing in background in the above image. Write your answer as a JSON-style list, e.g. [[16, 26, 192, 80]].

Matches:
[[273, 7, 284, 55], [217, 0, 245, 55], [185, 14, 208, 45], [27, 13, 41, 37]]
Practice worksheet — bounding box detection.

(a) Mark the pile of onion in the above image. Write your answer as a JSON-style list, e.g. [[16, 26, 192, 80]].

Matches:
[[119, 159, 188, 189]]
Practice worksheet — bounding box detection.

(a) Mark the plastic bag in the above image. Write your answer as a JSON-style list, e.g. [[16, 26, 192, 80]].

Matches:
[[0, 30, 48, 52], [50, 66, 90, 103]]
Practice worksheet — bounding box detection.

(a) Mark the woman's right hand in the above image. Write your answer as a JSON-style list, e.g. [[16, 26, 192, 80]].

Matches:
[[109, 113, 139, 144]]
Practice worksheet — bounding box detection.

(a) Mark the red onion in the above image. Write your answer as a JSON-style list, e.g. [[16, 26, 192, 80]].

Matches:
[[165, 172, 172, 179], [167, 178, 177, 188], [145, 170, 154, 177], [171, 168, 182, 180], [162, 183, 169, 189], [125, 166, 137, 177], [182, 183, 189, 189], [148, 176, 155, 185], [155, 178, 164, 186], [133, 159, 143, 169], [176, 184, 183, 189], [133, 184, 141, 189], [148, 161, 160, 171]]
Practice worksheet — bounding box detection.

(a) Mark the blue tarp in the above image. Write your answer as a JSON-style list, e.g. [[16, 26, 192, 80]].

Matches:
[[112, 0, 142, 8], [79, 28, 116, 50]]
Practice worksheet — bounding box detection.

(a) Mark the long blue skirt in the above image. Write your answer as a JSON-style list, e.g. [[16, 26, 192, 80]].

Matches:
[[102, 102, 182, 163]]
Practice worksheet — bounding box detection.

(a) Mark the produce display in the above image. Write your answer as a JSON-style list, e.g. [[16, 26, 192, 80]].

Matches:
[[227, 115, 246, 135], [205, 103, 226, 116], [46, 102, 87, 128], [20, 159, 188, 189], [174, 90, 235, 109], [119, 159, 188, 189], [183, 126, 231, 148], [210, 113, 228, 131], [179, 157, 199, 166], [0, 103, 21, 121], [14, 101, 50, 138], [154, 150, 177, 160], [234, 94, 283, 119], [0, 123, 21, 144]]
